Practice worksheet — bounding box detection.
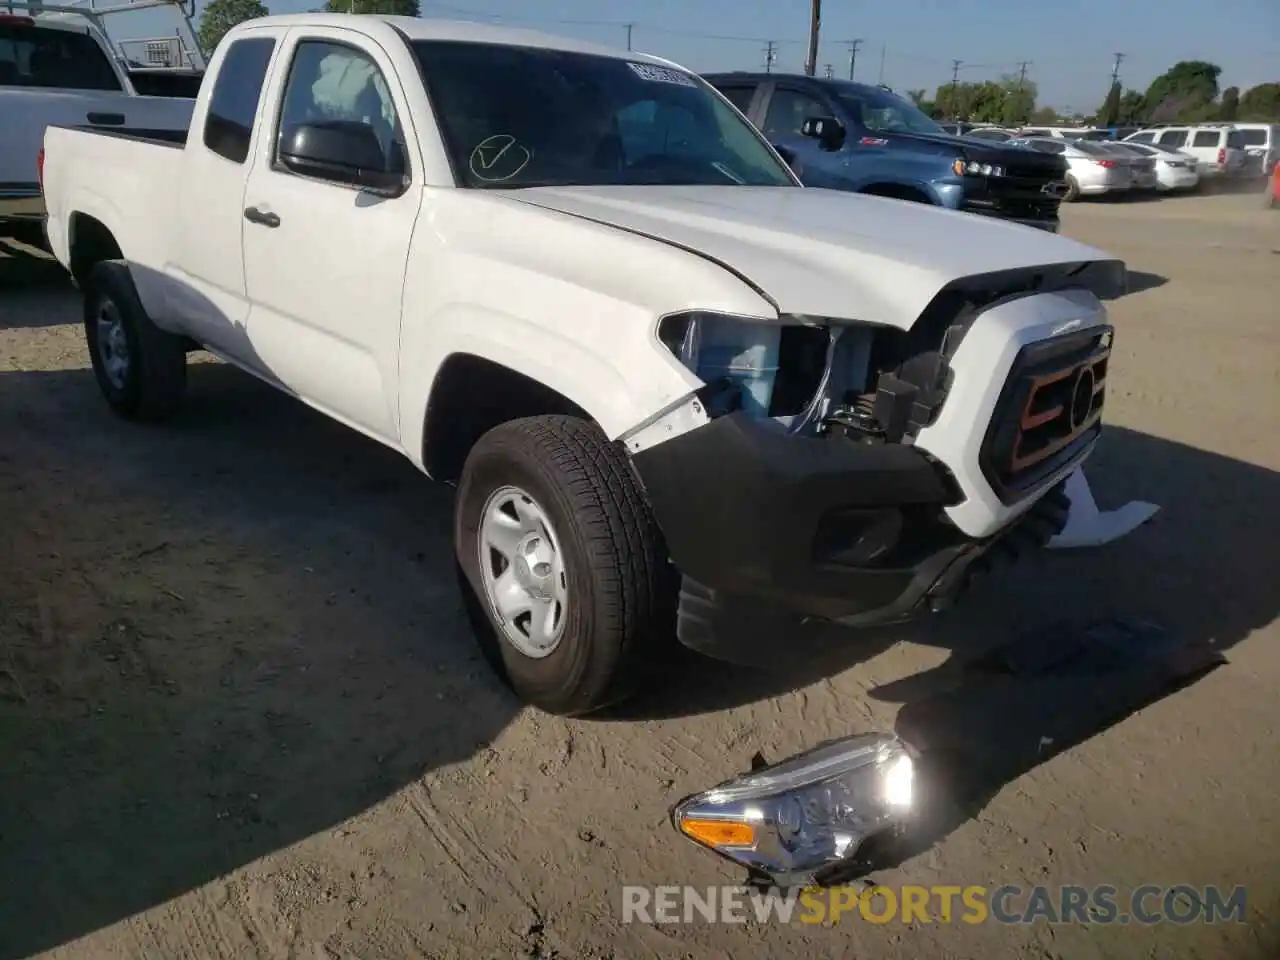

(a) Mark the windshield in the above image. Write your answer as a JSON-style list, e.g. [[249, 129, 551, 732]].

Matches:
[[828, 82, 943, 134], [0, 23, 121, 91], [408, 41, 795, 189]]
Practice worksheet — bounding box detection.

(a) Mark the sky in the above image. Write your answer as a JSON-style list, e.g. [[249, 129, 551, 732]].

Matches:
[[113, 0, 1278, 111]]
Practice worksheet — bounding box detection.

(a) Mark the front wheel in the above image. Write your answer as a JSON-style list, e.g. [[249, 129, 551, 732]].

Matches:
[[1063, 174, 1081, 202], [454, 416, 676, 715]]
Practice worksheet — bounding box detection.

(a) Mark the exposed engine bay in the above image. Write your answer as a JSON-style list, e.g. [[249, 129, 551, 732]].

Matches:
[[657, 260, 1124, 453]]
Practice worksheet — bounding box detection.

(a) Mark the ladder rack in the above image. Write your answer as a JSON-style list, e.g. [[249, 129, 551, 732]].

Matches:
[[2, 0, 206, 71]]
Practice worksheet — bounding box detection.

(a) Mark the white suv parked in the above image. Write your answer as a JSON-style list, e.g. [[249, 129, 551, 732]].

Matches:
[[1230, 123, 1279, 178], [1125, 125, 1247, 179]]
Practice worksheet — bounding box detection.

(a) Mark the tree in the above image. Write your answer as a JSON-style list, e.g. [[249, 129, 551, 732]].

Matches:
[[1118, 89, 1145, 124], [999, 74, 1037, 126], [1142, 61, 1221, 122], [1028, 106, 1060, 125], [1218, 86, 1239, 121], [1239, 82, 1280, 120], [198, 0, 267, 54], [1098, 80, 1121, 126], [323, 0, 420, 14]]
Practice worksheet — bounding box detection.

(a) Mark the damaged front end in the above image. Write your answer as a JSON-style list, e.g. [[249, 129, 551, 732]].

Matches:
[[629, 263, 1130, 660]]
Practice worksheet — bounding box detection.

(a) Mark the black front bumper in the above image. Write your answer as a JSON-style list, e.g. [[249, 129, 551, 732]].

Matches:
[[630, 414, 1069, 657]]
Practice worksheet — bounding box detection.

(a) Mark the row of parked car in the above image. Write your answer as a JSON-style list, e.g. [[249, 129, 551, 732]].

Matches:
[[699, 72, 1280, 236], [941, 120, 1279, 196]]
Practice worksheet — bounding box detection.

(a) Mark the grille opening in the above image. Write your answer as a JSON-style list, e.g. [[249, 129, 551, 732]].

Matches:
[[981, 327, 1113, 502]]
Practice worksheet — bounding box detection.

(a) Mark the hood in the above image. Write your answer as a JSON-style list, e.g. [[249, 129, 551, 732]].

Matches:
[[507, 185, 1120, 330], [874, 129, 1062, 167]]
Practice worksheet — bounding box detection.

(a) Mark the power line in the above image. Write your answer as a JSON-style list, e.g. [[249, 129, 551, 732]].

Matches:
[[845, 38, 863, 80]]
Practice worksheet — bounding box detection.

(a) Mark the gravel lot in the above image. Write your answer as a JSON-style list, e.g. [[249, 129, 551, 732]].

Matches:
[[1, 193, 1277, 960]]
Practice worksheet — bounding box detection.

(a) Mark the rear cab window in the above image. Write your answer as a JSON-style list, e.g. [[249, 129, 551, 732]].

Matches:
[[0, 21, 121, 90], [714, 84, 757, 116], [1157, 129, 1188, 147], [1236, 128, 1268, 146], [203, 36, 276, 163], [1192, 130, 1221, 148]]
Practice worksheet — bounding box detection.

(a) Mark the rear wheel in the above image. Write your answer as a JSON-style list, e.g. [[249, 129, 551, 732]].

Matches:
[[454, 415, 675, 715], [84, 260, 187, 421]]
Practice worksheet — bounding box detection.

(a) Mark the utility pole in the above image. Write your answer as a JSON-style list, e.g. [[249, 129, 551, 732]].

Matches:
[[1110, 51, 1125, 86], [763, 40, 778, 74], [845, 38, 863, 80], [824, 63, 834, 79], [877, 42, 885, 84], [804, 0, 821, 77], [949, 59, 962, 119], [1015, 60, 1031, 123], [625, 23, 633, 51]]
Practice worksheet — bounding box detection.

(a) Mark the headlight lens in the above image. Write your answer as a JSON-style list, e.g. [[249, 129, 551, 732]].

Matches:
[[952, 157, 1004, 177], [657, 311, 781, 418], [672, 733, 915, 886]]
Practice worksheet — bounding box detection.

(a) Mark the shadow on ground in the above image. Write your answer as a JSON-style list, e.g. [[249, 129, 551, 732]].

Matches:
[[0, 351, 1275, 955], [0, 243, 74, 329], [1123, 269, 1169, 295]]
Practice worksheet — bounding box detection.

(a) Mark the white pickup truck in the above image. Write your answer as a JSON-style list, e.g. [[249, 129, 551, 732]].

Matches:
[[41, 14, 1126, 714], [1, 9, 194, 245]]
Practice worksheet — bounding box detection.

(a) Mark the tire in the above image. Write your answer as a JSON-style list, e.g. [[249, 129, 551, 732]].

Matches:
[[1063, 175, 1080, 202], [454, 415, 676, 715], [84, 260, 187, 422]]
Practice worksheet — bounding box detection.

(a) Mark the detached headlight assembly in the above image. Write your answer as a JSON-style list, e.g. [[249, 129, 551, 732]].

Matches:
[[671, 733, 915, 887], [953, 157, 1004, 177]]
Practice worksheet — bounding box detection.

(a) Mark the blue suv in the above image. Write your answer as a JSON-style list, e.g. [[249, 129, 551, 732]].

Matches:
[[703, 73, 1068, 232]]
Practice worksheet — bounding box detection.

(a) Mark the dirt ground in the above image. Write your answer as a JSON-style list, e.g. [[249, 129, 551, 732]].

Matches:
[[1, 192, 1277, 960]]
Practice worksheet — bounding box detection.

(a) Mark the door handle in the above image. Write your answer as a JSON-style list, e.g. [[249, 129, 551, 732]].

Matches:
[[86, 112, 126, 126], [243, 206, 281, 228]]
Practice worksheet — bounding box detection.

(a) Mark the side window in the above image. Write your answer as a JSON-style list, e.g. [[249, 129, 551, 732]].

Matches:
[[762, 88, 827, 139], [1192, 130, 1219, 148], [1158, 130, 1188, 148], [1129, 131, 1155, 143], [203, 37, 276, 163], [275, 39, 406, 180], [715, 84, 757, 115]]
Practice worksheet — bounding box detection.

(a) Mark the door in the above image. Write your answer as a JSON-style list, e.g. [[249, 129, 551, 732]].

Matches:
[[169, 34, 278, 356], [758, 85, 843, 186], [242, 31, 421, 444]]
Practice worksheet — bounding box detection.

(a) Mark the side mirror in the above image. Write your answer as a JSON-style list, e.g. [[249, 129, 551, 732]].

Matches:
[[772, 143, 799, 169], [800, 115, 845, 150], [278, 121, 405, 195]]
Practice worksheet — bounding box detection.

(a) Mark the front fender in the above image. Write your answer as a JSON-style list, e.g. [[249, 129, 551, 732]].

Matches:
[[398, 303, 698, 472]]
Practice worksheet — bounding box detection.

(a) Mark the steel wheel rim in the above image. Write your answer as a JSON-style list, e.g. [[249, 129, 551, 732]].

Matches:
[[96, 298, 130, 391], [477, 485, 569, 659]]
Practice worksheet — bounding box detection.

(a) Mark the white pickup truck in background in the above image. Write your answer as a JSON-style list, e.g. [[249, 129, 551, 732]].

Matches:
[[41, 14, 1129, 715], [1, 6, 195, 245]]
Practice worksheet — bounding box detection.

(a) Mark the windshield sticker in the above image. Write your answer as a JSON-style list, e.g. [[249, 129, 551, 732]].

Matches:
[[626, 62, 698, 87], [469, 133, 532, 182]]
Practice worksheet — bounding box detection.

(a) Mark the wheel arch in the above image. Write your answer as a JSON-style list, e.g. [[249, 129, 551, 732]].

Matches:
[[421, 353, 593, 483]]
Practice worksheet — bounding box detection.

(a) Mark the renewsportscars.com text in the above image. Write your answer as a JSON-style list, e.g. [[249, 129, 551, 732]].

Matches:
[[621, 884, 1247, 926]]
